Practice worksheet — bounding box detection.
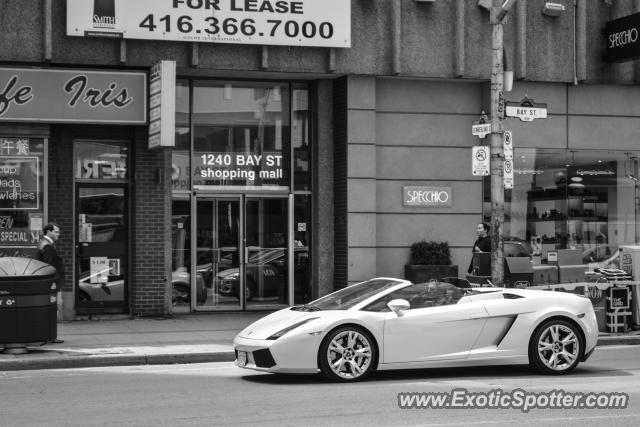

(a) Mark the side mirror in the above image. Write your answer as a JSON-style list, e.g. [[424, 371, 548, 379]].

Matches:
[[387, 299, 410, 317]]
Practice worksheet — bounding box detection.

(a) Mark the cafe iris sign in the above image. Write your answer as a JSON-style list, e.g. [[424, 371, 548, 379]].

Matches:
[[0, 67, 147, 124]]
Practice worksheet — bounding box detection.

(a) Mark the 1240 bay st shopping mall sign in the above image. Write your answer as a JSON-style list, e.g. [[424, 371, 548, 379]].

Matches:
[[67, 0, 351, 48]]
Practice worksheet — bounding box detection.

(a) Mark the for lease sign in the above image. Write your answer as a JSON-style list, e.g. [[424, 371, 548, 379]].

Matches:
[[67, 0, 351, 48]]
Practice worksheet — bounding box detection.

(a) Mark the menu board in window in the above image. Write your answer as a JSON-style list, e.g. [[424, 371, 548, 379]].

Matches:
[[0, 137, 45, 258]]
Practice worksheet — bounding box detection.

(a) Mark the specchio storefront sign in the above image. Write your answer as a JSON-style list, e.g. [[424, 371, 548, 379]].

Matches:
[[403, 186, 452, 207], [604, 12, 640, 62]]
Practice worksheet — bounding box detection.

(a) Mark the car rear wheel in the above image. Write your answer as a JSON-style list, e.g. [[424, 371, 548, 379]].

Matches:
[[318, 326, 376, 382], [172, 283, 189, 305], [529, 319, 582, 374]]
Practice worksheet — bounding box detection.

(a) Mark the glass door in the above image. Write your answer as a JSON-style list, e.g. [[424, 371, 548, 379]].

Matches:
[[195, 196, 242, 310], [193, 194, 290, 310], [244, 196, 289, 309], [75, 185, 128, 313]]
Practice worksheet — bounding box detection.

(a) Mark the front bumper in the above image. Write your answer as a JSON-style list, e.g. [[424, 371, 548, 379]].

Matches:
[[233, 334, 321, 374]]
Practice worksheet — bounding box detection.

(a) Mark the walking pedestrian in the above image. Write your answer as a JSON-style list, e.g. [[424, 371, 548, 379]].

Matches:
[[39, 222, 64, 344], [467, 222, 491, 274]]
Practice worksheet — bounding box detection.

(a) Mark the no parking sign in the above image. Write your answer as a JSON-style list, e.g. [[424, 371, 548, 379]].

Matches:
[[472, 146, 490, 176]]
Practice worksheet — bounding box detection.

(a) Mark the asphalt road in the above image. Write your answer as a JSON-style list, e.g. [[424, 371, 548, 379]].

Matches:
[[1, 345, 639, 427]]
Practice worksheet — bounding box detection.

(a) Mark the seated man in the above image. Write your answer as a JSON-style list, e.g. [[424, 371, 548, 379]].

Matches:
[[425, 281, 465, 307]]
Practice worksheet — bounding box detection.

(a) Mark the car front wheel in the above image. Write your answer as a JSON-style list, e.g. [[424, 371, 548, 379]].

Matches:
[[529, 319, 583, 374], [318, 326, 376, 382]]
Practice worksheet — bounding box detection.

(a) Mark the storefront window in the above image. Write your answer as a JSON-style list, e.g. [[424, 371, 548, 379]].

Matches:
[[172, 79, 190, 192], [293, 85, 310, 191], [483, 149, 640, 269], [191, 81, 290, 189], [0, 136, 45, 258], [75, 140, 128, 180]]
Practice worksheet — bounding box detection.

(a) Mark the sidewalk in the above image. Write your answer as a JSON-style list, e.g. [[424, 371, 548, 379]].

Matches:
[[1, 312, 640, 372], [0, 312, 266, 371]]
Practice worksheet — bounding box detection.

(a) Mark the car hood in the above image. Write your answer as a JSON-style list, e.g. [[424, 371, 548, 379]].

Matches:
[[236, 307, 323, 340], [79, 280, 123, 289]]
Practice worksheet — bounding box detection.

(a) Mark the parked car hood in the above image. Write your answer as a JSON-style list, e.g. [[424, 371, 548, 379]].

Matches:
[[236, 307, 321, 340]]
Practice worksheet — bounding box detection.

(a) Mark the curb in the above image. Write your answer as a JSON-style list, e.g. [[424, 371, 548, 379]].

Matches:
[[597, 335, 640, 346], [1, 336, 638, 372], [0, 351, 236, 371]]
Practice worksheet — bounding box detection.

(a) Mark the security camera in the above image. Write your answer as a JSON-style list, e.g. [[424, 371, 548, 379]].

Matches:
[[497, 0, 517, 21], [542, 2, 565, 17], [501, 0, 517, 13]]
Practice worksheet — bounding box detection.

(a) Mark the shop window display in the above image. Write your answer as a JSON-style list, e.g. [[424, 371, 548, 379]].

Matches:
[[483, 149, 640, 271], [191, 81, 290, 189], [0, 136, 45, 259]]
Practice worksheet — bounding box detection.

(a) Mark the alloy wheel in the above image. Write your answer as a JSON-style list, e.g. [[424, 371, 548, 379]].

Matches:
[[535, 322, 580, 372], [324, 329, 373, 380]]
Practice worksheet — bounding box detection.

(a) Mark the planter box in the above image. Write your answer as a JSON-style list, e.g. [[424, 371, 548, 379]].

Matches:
[[404, 264, 458, 283]]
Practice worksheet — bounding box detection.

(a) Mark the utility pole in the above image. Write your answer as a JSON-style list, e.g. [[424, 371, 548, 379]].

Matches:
[[488, 0, 515, 286]]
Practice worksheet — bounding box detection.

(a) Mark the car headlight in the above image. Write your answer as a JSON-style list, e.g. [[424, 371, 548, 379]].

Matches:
[[266, 317, 320, 340], [220, 273, 239, 282]]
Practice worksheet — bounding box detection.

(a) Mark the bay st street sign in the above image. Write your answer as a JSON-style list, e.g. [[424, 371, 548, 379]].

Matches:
[[604, 12, 640, 63], [505, 96, 547, 122]]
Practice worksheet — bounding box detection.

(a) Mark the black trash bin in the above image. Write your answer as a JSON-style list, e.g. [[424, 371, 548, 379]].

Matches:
[[0, 257, 59, 347]]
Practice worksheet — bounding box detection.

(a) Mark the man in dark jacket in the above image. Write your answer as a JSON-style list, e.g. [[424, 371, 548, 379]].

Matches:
[[39, 222, 64, 344], [467, 222, 491, 274]]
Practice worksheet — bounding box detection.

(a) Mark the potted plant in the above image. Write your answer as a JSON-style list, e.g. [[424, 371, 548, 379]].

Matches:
[[404, 240, 458, 283]]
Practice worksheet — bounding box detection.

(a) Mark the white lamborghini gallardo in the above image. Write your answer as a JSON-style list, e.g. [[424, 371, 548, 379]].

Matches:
[[233, 278, 598, 382]]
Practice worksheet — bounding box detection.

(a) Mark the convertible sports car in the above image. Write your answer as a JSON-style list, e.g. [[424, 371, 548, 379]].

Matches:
[[233, 278, 598, 382]]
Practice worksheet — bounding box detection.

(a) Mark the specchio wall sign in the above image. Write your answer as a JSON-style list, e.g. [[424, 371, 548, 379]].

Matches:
[[403, 186, 452, 207], [604, 12, 640, 62]]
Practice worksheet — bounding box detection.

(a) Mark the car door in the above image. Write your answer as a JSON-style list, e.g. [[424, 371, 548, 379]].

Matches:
[[383, 301, 488, 363]]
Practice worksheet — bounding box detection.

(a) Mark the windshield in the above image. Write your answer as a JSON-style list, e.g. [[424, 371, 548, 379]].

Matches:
[[248, 249, 283, 264], [304, 278, 404, 310]]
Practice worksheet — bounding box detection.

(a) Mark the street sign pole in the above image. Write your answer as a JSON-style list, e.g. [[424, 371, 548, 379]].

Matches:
[[489, 0, 506, 286]]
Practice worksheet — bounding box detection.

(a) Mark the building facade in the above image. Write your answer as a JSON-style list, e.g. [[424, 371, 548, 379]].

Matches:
[[1, 0, 640, 319]]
